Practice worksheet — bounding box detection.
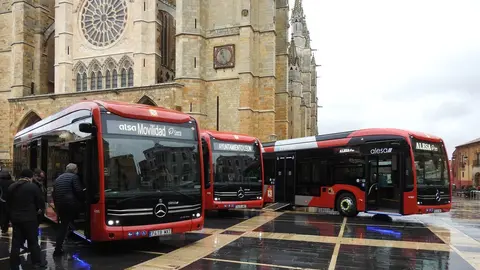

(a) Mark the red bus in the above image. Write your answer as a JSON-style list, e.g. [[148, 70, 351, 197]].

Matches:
[[200, 130, 264, 211], [13, 100, 204, 242], [262, 128, 452, 217]]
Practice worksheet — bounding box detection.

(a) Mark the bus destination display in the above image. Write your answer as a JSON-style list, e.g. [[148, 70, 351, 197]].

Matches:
[[213, 142, 254, 152], [105, 119, 195, 140], [414, 142, 440, 152]]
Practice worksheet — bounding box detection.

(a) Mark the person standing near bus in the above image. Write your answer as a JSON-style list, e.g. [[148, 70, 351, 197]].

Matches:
[[32, 169, 46, 194], [0, 171, 14, 234], [52, 163, 84, 257], [7, 169, 46, 269], [32, 169, 46, 224]]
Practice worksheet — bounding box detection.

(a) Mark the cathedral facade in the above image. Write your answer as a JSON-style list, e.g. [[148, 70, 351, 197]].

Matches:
[[0, 0, 318, 166]]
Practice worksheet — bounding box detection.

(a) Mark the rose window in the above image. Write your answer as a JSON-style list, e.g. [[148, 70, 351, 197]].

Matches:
[[80, 0, 128, 47]]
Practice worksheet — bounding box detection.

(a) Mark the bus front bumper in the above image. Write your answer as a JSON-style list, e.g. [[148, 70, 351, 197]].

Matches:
[[97, 217, 204, 241], [417, 205, 452, 214]]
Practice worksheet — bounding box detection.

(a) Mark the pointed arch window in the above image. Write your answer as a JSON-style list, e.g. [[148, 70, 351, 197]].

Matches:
[[106, 70, 111, 89], [128, 67, 133, 87], [76, 73, 82, 92], [112, 69, 118, 88], [121, 68, 127, 87], [97, 71, 103, 89], [90, 72, 96, 90], [82, 72, 87, 91]]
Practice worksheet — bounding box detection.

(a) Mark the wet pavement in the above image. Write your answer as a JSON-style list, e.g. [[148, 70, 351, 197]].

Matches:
[[1, 197, 480, 269]]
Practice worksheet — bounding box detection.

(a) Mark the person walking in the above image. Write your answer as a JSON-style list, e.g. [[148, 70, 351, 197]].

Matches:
[[0, 171, 14, 234], [52, 163, 84, 256], [7, 169, 46, 270]]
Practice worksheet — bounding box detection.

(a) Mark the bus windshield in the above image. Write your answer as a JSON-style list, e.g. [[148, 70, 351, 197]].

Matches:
[[413, 141, 449, 188], [101, 114, 200, 197], [211, 141, 262, 188]]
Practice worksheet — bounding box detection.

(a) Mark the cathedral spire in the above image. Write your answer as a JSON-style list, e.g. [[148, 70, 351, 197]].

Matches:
[[292, 0, 305, 22], [288, 36, 299, 66]]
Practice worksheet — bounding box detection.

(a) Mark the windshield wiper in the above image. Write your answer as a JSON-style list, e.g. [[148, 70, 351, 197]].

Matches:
[[161, 188, 197, 201], [115, 191, 161, 204], [112, 189, 197, 204]]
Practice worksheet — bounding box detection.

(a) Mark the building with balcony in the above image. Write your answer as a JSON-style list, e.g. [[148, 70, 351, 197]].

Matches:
[[452, 138, 480, 187]]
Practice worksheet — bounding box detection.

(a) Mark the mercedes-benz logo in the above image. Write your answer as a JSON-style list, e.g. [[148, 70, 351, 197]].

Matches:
[[237, 187, 245, 199], [435, 189, 441, 202], [153, 203, 168, 218]]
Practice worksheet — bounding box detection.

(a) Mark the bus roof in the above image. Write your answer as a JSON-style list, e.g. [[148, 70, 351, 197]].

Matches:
[[15, 100, 194, 138], [201, 129, 258, 144], [262, 128, 443, 153]]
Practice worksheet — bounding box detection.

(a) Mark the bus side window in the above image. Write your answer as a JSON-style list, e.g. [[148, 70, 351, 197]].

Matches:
[[201, 139, 211, 189]]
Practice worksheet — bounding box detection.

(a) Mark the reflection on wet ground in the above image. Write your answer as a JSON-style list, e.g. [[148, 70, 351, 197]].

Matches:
[[336, 244, 475, 270], [254, 213, 343, 236], [0, 198, 479, 269], [206, 237, 335, 269]]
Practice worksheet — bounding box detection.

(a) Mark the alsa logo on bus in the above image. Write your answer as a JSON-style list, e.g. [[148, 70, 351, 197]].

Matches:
[[339, 148, 356, 153], [118, 123, 183, 137], [370, 148, 393, 154]]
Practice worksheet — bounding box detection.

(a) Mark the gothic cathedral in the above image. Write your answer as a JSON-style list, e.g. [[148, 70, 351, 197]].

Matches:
[[0, 0, 318, 167]]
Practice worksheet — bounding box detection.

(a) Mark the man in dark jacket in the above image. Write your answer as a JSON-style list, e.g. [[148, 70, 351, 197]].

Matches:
[[7, 169, 46, 269], [32, 169, 46, 194], [32, 169, 46, 224], [0, 171, 14, 234], [52, 163, 84, 256]]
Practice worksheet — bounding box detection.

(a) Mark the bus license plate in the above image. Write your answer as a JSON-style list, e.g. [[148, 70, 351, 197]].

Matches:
[[434, 209, 442, 213], [235, 205, 246, 209], [149, 229, 172, 237]]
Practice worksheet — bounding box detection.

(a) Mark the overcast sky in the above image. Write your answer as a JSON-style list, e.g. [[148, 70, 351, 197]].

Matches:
[[292, 0, 480, 157]]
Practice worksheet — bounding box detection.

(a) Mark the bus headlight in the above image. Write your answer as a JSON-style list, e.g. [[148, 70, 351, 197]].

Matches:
[[214, 197, 220, 201], [257, 196, 262, 200], [196, 213, 201, 218], [192, 213, 201, 218], [107, 219, 120, 226]]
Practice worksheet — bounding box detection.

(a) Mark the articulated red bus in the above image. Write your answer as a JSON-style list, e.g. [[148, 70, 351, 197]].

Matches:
[[200, 130, 264, 210], [262, 128, 452, 217], [13, 100, 204, 242]]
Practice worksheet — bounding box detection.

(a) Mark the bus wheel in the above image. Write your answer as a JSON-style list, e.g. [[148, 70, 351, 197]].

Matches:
[[336, 193, 358, 217]]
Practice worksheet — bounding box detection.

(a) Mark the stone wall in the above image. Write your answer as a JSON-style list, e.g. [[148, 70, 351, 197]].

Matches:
[[175, 0, 278, 142]]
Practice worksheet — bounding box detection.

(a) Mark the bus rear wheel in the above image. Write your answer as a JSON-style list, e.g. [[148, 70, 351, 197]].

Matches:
[[336, 193, 358, 217]]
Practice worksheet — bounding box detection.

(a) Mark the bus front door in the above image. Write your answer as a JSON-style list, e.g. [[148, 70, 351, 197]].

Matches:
[[69, 140, 90, 240], [275, 154, 295, 203], [365, 153, 402, 214]]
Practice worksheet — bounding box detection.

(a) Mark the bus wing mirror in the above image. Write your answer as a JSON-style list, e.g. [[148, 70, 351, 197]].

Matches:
[[79, 123, 96, 133]]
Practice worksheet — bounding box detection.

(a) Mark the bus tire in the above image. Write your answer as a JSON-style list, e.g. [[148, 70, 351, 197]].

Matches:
[[336, 192, 358, 217]]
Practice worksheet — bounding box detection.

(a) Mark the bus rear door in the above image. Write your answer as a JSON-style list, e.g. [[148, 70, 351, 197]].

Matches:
[[275, 153, 295, 204]]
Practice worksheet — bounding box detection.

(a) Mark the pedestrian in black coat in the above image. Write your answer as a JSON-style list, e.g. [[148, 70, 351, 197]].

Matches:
[[52, 163, 84, 256], [7, 169, 46, 269]]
